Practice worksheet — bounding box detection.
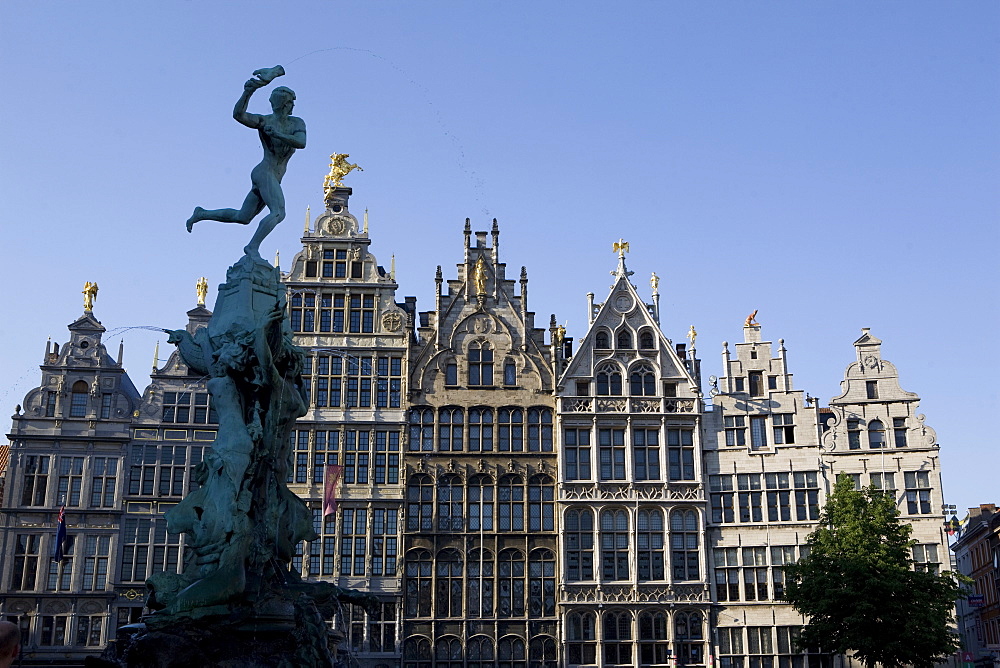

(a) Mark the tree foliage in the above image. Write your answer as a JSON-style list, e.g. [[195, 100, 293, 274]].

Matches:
[[784, 474, 966, 668]]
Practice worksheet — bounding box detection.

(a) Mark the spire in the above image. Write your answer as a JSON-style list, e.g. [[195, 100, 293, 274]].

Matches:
[[390, 254, 396, 281], [152, 341, 160, 373], [363, 208, 369, 235], [304, 205, 311, 235], [274, 251, 280, 268]]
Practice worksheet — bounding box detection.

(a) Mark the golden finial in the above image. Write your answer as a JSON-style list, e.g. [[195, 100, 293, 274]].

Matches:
[[613, 239, 630, 257], [323, 153, 363, 205], [304, 205, 311, 235], [82, 281, 99, 312], [687, 325, 697, 346], [196, 277, 208, 306], [744, 310, 759, 327]]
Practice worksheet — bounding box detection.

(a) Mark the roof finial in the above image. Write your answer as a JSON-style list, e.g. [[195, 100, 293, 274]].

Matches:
[[613, 239, 630, 258], [390, 254, 396, 281], [152, 340, 160, 373], [304, 205, 311, 235], [611, 240, 633, 279], [274, 251, 280, 268], [364, 208, 369, 235]]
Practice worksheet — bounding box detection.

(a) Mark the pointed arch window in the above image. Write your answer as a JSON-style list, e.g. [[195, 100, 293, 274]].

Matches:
[[467, 549, 494, 617], [868, 419, 885, 449], [498, 549, 526, 617], [437, 474, 463, 532], [435, 636, 463, 668], [70, 380, 89, 418], [596, 363, 623, 396], [468, 474, 494, 531], [630, 363, 656, 396], [528, 474, 555, 531], [498, 474, 524, 531], [528, 548, 556, 617], [498, 636, 526, 668], [529, 636, 557, 668], [567, 612, 596, 665], [468, 636, 495, 668], [604, 611, 633, 666], [469, 407, 494, 452], [670, 510, 700, 581], [468, 342, 494, 386], [403, 636, 431, 668], [601, 509, 630, 581], [639, 610, 670, 666], [408, 408, 433, 452], [595, 331, 610, 349], [435, 550, 463, 618], [565, 508, 594, 581], [637, 509, 665, 581], [527, 408, 553, 452], [674, 611, 705, 667], [404, 550, 432, 617], [639, 330, 655, 349], [406, 474, 433, 531], [617, 330, 633, 349]]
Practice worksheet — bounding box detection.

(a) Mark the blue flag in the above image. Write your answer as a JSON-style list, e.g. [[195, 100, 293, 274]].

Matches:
[[53, 505, 67, 562]]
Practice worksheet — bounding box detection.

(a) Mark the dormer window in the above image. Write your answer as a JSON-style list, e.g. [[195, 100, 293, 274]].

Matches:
[[617, 330, 632, 349], [639, 331, 655, 349], [69, 380, 89, 418], [595, 331, 610, 349], [469, 342, 494, 386], [866, 381, 879, 400]]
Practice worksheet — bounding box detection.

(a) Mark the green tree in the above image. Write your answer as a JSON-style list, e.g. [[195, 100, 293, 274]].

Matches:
[[784, 474, 966, 668]]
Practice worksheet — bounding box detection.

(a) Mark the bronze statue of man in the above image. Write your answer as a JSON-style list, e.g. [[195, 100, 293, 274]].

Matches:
[[186, 67, 306, 259]]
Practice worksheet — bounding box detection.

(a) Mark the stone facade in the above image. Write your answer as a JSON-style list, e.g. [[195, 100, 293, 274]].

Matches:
[[0, 178, 954, 667]]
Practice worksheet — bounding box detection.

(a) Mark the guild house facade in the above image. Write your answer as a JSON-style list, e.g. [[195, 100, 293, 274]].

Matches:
[[0, 167, 953, 668]]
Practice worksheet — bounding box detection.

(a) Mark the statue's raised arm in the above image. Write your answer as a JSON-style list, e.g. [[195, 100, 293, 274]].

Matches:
[[185, 65, 306, 259]]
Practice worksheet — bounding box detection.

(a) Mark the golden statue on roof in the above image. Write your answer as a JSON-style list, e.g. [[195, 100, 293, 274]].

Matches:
[[745, 309, 759, 327], [196, 277, 209, 307], [324, 153, 363, 204], [82, 281, 99, 312], [613, 239, 630, 257]]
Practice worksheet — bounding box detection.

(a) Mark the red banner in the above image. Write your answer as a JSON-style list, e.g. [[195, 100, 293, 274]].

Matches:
[[323, 465, 343, 517]]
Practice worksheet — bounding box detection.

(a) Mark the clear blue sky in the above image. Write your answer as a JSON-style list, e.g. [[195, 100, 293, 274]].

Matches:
[[1, 2, 997, 516]]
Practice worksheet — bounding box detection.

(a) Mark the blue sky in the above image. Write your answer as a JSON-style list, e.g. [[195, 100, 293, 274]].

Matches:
[[1, 2, 997, 516]]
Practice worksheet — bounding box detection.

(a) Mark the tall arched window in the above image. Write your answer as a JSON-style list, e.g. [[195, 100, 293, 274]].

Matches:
[[498, 408, 525, 451], [527, 408, 553, 451], [498, 549, 526, 617], [469, 342, 494, 386], [674, 611, 704, 666], [528, 474, 555, 531], [630, 363, 656, 396], [437, 474, 463, 532], [467, 549, 494, 617], [408, 407, 433, 451], [565, 508, 594, 582], [435, 550, 463, 618], [468, 637, 495, 668], [604, 611, 633, 666], [595, 331, 610, 349], [617, 329, 633, 349], [601, 509, 630, 581], [435, 636, 463, 668], [70, 380, 90, 418], [529, 636, 557, 668], [404, 550, 432, 617], [868, 419, 885, 449], [639, 330, 655, 349], [498, 636, 526, 668], [639, 610, 670, 666], [567, 612, 597, 665], [406, 474, 433, 531], [637, 508, 665, 581], [498, 474, 525, 531], [469, 407, 494, 452], [596, 363, 623, 396], [468, 474, 494, 531], [528, 548, 556, 617], [403, 636, 431, 668], [438, 407, 463, 451], [670, 510, 699, 581]]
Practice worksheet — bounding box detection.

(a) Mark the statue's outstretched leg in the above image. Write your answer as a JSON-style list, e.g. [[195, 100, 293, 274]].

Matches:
[[187, 190, 265, 233], [243, 174, 285, 258]]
